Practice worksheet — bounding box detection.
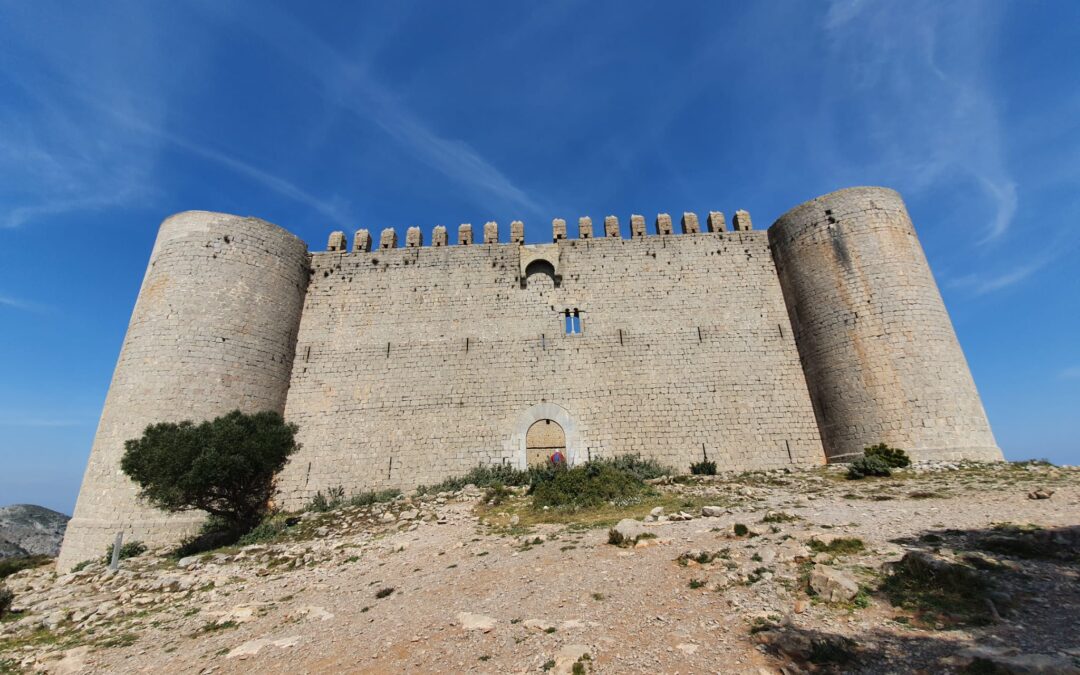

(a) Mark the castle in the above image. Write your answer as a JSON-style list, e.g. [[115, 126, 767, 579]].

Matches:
[[58, 186, 1002, 569]]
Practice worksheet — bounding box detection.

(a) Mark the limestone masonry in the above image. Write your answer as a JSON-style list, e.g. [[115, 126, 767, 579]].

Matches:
[[58, 186, 1002, 569]]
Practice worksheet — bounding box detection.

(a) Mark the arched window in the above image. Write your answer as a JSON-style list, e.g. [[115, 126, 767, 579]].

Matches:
[[564, 308, 582, 335], [523, 259, 557, 288]]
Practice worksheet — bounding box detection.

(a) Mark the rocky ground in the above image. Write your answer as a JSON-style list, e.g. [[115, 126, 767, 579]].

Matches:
[[1, 461, 1078, 674], [0, 506, 69, 559]]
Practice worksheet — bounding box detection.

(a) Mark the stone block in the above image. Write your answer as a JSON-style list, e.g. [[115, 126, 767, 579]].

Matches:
[[353, 229, 372, 252], [575, 217, 590, 240], [656, 213, 673, 235], [681, 212, 700, 234], [604, 215, 620, 238], [707, 211, 726, 233], [733, 210, 753, 231], [327, 231, 347, 252], [431, 226, 448, 247]]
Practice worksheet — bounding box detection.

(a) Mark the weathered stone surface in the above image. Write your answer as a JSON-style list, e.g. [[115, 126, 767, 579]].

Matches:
[[809, 564, 859, 602], [59, 186, 1001, 566], [456, 611, 497, 632], [612, 519, 646, 542], [770, 187, 1001, 463], [327, 231, 347, 252]]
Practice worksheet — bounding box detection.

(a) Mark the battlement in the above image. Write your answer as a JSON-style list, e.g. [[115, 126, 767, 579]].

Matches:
[[323, 209, 747, 251], [59, 185, 1002, 571]]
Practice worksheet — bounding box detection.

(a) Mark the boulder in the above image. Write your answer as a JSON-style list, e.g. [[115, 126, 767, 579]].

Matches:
[[552, 644, 591, 675], [611, 519, 646, 542], [955, 646, 1080, 674], [701, 506, 726, 518], [809, 565, 859, 602], [456, 611, 497, 632]]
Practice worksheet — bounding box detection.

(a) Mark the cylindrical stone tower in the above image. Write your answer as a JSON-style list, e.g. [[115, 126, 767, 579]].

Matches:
[[58, 211, 310, 570], [769, 187, 1001, 463]]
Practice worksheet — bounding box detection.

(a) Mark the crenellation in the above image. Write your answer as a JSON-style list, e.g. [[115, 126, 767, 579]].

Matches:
[[604, 215, 620, 238], [707, 211, 726, 233], [733, 210, 753, 231], [656, 213, 673, 235], [681, 212, 700, 234], [575, 217, 590, 240], [327, 231, 347, 252], [431, 225, 448, 247], [353, 229, 372, 252], [60, 186, 1001, 570]]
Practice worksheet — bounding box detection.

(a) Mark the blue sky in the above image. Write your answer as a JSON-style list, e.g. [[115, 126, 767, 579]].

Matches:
[[1, 1, 1078, 514]]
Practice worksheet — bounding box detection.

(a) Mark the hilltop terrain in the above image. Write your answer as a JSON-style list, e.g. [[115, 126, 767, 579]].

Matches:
[[1, 461, 1077, 674], [0, 506, 69, 559]]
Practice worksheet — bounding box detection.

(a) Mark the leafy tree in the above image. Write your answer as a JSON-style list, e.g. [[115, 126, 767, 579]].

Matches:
[[121, 410, 299, 533]]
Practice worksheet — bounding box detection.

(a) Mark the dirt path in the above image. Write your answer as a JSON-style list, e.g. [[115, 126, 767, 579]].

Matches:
[[2, 462, 1078, 674]]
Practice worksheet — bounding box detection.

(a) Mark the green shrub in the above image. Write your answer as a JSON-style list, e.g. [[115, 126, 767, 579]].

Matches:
[[690, 460, 717, 476], [349, 489, 401, 507], [607, 529, 655, 548], [174, 515, 252, 558], [530, 459, 654, 509], [847, 455, 892, 479], [121, 410, 299, 533], [483, 483, 512, 506], [880, 552, 993, 627], [237, 515, 292, 545], [416, 464, 531, 495], [808, 537, 865, 555], [733, 523, 749, 536], [102, 540, 147, 563], [0, 555, 51, 580], [864, 443, 911, 468], [598, 454, 671, 481], [0, 585, 13, 619], [308, 486, 346, 513]]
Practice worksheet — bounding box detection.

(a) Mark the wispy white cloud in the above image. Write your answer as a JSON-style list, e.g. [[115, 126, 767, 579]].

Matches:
[[0, 3, 351, 229], [947, 257, 1050, 295], [821, 0, 1016, 245], [0, 293, 50, 314], [197, 2, 546, 217], [1061, 366, 1080, 380], [0, 416, 87, 428]]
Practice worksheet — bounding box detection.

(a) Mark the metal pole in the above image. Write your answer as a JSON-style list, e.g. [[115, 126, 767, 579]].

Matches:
[[109, 532, 123, 570]]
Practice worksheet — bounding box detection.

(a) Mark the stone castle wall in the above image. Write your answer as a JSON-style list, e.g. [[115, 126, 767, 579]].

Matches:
[[274, 226, 825, 508], [57, 187, 1003, 569], [770, 187, 1001, 462], [57, 212, 311, 570]]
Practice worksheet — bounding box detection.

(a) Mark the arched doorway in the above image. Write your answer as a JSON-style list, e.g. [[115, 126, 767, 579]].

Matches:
[[526, 419, 566, 466], [506, 402, 583, 469]]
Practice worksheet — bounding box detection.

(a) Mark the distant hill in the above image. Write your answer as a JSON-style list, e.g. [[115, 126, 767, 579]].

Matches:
[[0, 504, 69, 558]]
